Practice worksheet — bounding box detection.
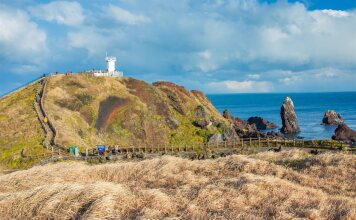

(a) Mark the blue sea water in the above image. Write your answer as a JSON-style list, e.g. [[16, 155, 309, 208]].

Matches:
[[207, 92, 356, 140]]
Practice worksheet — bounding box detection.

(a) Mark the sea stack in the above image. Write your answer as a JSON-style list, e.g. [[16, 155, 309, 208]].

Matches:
[[280, 96, 300, 134], [332, 124, 356, 143], [321, 110, 344, 125]]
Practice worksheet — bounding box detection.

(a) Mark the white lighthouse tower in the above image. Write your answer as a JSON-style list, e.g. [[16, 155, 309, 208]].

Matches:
[[93, 55, 123, 77], [106, 56, 116, 73]]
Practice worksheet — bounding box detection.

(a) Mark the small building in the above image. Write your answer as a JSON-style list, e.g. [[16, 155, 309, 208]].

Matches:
[[93, 56, 124, 77]]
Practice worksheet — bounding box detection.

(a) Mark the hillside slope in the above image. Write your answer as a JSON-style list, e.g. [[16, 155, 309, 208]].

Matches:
[[0, 150, 354, 219], [0, 74, 228, 164], [0, 83, 46, 169]]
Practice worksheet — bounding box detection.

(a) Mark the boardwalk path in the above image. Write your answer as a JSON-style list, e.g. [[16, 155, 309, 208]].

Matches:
[[33, 77, 67, 153]]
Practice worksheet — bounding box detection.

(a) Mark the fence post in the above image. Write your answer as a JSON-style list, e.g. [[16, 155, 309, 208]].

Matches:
[[224, 141, 227, 148], [258, 137, 261, 147], [86, 148, 89, 157], [59, 149, 61, 156], [284, 139, 287, 147], [145, 145, 147, 153], [249, 138, 252, 147], [293, 139, 296, 147], [52, 147, 54, 158], [242, 139, 244, 148], [165, 145, 167, 153], [267, 137, 269, 147]]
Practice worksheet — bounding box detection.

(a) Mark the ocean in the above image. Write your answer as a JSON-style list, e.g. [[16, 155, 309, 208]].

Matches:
[[207, 92, 356, 140]]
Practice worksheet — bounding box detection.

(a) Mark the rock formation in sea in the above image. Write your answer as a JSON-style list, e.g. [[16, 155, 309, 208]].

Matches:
[[280, 96, 300, 134], [332, 124, 356, 143], [321, 110, 344, 125], [247, 116, 278, 130], [222, 109, 264, 138]]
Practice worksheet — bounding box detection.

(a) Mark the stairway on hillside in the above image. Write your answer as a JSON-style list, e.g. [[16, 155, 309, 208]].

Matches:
[[33, 78, 66, 153]]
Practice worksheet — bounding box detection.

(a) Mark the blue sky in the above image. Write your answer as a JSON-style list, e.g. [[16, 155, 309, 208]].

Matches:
[[1, 0, 356, 95]]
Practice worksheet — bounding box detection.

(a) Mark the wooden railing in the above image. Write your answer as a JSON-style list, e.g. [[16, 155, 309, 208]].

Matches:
[[33, 76, 67, 152], [24, 137, 354, 162]]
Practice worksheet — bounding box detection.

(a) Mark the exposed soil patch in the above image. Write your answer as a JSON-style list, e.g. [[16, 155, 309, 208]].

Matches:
[[95, 96, 128, 130], [125, 78, 172, 121], [153, 81, 191, 98]]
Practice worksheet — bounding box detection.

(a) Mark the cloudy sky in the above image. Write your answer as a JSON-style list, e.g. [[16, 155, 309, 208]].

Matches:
[[1, 0, 356, 95]]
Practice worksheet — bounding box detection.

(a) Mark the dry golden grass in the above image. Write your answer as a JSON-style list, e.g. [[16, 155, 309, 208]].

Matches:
[[0, 150, 355, 219], [0, 82, 46, 169]]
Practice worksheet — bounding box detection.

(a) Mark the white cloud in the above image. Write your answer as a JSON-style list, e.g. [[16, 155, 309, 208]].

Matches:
[[279, 76, 301, 85], [29, 1, 84, 26], [0, 5, 47, 73], [108, 5, 150, 25], [321, 9, 349, 18], [205, 80, 273, 93], [2, 0, 356, 93], [247, 74, 260, 80], [68, 28, 117, 56]]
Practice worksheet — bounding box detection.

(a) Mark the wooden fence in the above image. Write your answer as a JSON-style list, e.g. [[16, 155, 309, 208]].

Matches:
[[25, 137, 354, 161], [48, 138, 354, 158]]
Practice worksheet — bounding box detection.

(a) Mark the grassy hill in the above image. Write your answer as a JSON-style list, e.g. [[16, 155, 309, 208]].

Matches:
[[0, 74, 227, 168], [43, 74, 227, 148], [0, 150, 354, 219], [0, 83, 46, 169]]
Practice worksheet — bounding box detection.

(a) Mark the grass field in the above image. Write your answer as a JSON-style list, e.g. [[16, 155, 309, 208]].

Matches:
[[0, 150, 354, 219], [0, 82, 46, 169]]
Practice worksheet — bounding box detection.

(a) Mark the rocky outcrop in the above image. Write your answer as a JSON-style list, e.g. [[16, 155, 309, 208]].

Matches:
[[222, 109, 264, 138], [247, 116, 278, 130], [232, 117, 261, 138], [321, 110, 344, 125], [208, 127, 240, 144], [223, 127, 240, 142], [223, 109, 233, 120], [208, 133, 224, 144], [280, 97, 300, 134], [193, 105, 212, 129], [332, 124, 356, 143]]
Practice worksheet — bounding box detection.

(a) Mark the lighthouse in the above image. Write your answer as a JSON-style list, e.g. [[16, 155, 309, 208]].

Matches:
[[106, 56, 116, 73], [93, 55, 123, 77]]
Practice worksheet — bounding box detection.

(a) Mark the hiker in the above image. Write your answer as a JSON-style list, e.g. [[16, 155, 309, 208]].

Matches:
[[108, 145, 113, 154], [74, 147, 80, 157], [97, 145, 105, 155], [114, 145, 119, 155], [35, 94, 40, 103]]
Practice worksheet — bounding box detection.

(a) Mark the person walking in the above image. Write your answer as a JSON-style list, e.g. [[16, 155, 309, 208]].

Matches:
[[114, 145, 119, 155]]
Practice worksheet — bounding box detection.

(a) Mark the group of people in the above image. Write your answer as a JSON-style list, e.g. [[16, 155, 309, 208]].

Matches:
[[97, 145, 120, 155]]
